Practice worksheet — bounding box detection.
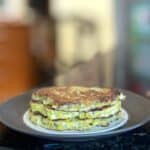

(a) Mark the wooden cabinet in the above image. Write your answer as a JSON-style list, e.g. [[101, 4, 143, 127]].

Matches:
[[0, 23, 38, 102]]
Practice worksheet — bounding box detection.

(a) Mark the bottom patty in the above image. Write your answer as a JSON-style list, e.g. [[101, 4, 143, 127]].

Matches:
[[28, 111, 123, 131]]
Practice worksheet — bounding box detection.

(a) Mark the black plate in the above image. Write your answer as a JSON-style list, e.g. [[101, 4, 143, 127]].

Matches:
[[0, 89, 150, 142]]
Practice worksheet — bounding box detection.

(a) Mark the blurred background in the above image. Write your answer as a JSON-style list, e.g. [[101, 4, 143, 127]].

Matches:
[[0, 0, 149, 102]]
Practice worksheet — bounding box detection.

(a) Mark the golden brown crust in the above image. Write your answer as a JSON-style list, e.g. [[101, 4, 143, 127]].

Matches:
[[32, 86, 120, 105]]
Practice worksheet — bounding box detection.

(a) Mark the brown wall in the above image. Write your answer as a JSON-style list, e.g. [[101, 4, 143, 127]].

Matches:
[[0, 23, 38, 102]]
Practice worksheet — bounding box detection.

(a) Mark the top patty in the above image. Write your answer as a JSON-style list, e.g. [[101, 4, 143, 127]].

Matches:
[[32, 86, 121, 106]]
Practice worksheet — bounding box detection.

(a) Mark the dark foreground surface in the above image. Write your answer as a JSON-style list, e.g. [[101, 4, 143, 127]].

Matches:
[[0, 123, 150, 150]]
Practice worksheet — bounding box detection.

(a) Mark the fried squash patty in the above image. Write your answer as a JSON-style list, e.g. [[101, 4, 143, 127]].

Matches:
[[29, 111, 123, 131], [31, 86, 123, 112], [30, 100, 121, 120], [28, 86, 125, 131]]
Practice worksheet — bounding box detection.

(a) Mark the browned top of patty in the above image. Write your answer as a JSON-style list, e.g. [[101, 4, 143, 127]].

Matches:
[[32, 86, 120, 105]]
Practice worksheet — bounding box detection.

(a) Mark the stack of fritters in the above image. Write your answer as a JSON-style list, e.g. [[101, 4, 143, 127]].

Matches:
[[29, 86, 125, 131]]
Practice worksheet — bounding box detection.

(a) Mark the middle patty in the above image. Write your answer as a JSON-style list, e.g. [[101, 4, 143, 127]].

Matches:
[[30, 100, 121, 120]]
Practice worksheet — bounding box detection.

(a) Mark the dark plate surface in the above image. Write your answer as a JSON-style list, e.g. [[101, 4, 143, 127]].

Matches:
[[0, 89, 150, 142]]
